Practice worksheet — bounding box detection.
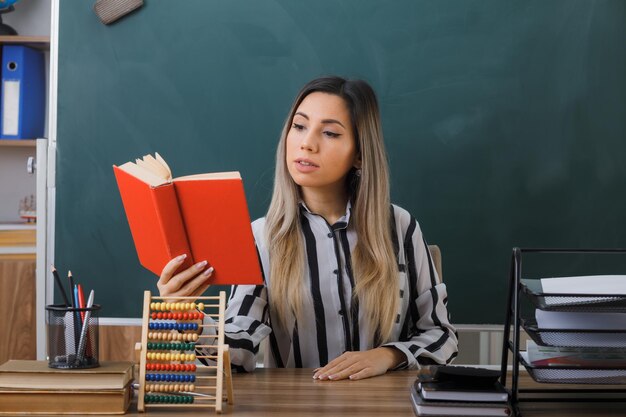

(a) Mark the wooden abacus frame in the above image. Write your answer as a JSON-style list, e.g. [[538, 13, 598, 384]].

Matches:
[[136, 291, 234, 413]]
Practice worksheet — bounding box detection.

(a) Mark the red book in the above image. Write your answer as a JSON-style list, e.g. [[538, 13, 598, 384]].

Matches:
[[112, 153, 263, 285]]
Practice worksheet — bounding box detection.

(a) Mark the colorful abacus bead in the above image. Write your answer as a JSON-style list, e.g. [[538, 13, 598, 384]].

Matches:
[[144, 394, 194, 404], [146, 363, 196, 372], [146, 374, 196, 383]]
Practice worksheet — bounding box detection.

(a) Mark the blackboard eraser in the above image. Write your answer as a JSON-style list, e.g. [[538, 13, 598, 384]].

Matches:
[[93, 0, 143, 25]]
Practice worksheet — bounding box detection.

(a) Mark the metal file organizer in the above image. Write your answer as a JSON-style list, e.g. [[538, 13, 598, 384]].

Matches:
[[500, 248, 626, 417]]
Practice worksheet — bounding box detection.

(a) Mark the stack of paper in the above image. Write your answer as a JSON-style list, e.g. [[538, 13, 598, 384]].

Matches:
[[540, 275, 626, 307], [526, 340, 626, 367]]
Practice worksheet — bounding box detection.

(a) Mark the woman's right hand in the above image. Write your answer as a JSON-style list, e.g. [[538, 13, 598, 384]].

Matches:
[[157, 254, 214, 298]]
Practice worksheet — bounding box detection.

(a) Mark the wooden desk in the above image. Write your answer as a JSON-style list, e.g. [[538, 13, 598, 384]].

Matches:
[[121, 369, 625, 416]]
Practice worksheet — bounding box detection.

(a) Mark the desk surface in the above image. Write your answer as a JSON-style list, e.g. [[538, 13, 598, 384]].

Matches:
[[125, 368, 625, 417]]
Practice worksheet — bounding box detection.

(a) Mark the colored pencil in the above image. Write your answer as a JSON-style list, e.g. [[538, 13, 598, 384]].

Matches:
[[68, 271, 81, 350], [77, 284, 86, 322]]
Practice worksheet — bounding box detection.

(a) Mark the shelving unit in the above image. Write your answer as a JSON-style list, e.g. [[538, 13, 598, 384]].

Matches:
[[1, 3, 54, 362], [500, 248, 626, 416], [0, 35, 50, 50], [0, 140, 36, 147], [0, 35, 49, 220]]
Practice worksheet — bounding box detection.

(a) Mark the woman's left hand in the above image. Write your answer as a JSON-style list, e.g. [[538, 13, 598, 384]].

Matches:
[[312, 347, 405, 381]]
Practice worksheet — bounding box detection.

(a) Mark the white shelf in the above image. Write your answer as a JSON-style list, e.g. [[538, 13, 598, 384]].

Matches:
[[0, 246, 36, 255], [0, 223, 37, 230]]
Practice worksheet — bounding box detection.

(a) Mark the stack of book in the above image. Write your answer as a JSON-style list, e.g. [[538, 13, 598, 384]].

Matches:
[[410, 366, 511, 416], [0, 360, 134, 414]]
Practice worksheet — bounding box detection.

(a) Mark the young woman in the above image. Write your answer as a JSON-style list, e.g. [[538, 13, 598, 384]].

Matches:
[[158, 76, 458, 380]]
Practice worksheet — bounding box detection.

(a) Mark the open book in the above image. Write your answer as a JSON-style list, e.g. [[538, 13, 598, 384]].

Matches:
[[113, 153, 263, 285]]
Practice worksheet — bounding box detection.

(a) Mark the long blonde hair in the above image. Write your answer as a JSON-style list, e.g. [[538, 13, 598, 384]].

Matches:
[[265, 76, 398, 344]]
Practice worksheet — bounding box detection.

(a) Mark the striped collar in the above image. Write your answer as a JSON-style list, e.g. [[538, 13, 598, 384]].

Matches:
[[298, 200, 352, 231]]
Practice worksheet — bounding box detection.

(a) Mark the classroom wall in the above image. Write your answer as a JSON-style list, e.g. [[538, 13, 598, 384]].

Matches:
[[3, 0, 50, 37], [54, 0, 626, 321]]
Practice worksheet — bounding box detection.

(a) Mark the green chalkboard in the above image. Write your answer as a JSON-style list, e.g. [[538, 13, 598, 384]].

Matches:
[[56, 0, 626, 322]]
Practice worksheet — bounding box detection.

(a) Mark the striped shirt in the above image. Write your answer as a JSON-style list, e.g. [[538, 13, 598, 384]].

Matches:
[[198, 202, 458, 372]]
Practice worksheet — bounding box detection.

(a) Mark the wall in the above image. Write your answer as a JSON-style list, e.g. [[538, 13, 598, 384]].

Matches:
[[3, 0, 51, 37]]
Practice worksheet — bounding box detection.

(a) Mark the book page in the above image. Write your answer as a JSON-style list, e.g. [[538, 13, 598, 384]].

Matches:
[[136, 154, 172, 181], [174, 171, 241, 181], [155, 153, 172, 178], [116, 162, 168, 187]]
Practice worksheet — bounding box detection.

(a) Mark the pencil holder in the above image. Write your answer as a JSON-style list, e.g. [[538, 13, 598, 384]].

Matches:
[[46, 304, 101, 369]]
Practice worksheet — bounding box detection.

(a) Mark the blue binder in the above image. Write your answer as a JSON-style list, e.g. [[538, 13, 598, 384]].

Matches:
[[0, 45, 46, 139]]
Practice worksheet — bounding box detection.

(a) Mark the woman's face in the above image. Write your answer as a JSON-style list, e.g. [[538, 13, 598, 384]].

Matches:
[[285, 92, 359, 192]]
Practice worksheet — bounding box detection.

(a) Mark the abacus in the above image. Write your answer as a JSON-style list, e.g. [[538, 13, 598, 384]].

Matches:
[[136, 291, 234, 413]]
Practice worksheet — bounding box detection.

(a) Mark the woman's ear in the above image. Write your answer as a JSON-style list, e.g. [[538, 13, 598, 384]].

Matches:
[[353, 154, 362, 170]]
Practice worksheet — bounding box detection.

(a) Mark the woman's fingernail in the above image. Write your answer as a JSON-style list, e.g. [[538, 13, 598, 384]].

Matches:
[[195, 260, 208, 269], [202, 266, 214, 277], [176, 254, 187, 262], [328, 375, 335, 380]]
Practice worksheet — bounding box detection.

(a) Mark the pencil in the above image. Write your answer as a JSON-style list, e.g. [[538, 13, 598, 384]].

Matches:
[[51, 266, 70, 306], [68, 271, 76, 309]]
